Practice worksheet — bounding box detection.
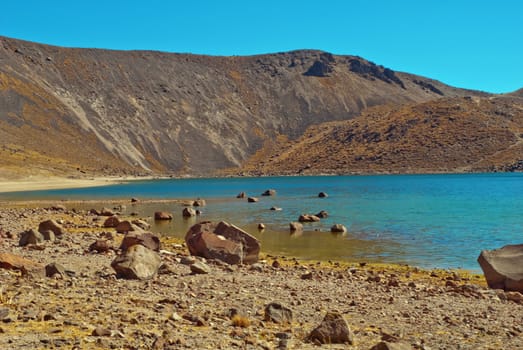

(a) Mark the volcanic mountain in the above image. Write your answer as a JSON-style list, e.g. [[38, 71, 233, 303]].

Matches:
[[1, 35, 518, 179]]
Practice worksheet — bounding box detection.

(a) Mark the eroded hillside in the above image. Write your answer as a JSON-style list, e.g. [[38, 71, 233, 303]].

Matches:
[[0, 36, 480, 178], [238, 96, 523, 175]]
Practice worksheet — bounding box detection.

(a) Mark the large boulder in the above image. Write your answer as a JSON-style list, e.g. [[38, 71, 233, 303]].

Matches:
[[38, 219, 65, 237], [111, 245, 161, 280], [478, 244, 523, 291], [307, 311, 354, 345], [185, 221, 260, 265]]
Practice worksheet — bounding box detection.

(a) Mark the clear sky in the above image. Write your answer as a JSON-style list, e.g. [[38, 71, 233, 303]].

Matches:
[[1, 0, 521, 93]]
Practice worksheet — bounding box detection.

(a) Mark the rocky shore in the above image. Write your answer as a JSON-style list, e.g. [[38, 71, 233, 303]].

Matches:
[[1, 201, 523, 349]]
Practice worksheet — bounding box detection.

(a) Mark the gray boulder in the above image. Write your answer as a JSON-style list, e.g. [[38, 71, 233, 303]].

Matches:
[[478, 244, 523, 291], [111, 244, 161, 280]]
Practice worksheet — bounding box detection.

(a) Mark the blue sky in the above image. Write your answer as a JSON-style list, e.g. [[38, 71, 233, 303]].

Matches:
[[1, 0, 521, 93]]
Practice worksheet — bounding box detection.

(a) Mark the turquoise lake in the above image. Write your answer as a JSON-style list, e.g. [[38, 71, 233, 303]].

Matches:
[[2, 173, 523, 271]]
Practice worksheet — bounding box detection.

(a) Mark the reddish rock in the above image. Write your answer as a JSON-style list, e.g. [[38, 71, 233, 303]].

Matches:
[[185, 221, 260, 265], [0, 253, 45, 277], [115, 220, 138, 234], [154, 211, 173, 220]]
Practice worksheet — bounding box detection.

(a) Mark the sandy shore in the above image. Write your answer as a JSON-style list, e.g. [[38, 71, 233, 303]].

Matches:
[[0, 176, 157, 193]]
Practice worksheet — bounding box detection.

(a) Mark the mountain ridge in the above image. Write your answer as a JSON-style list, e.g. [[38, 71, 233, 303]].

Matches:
[[0, 36, 511, 179]]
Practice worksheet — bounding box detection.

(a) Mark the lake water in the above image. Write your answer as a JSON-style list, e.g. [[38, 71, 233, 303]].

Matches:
[[3, 173, 523, 271]]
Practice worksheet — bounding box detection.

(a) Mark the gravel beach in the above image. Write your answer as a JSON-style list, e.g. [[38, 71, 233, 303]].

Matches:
[[0, 201, 522, 349]]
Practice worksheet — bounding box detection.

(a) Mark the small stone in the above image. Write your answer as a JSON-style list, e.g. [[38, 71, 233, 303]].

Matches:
[[301, 271, 313, 280], [236, 192, 246, 198], [258, 223, 265, 230], [247, 197, 259, 203], [190, 261, 211, 274], [289, 222, 303, 232], [92, 327, 111, 337], [45, 263, 66, 278], [89, 240, 112, 253], [192, 199, 206, 207], [318, 192, 328, 198]]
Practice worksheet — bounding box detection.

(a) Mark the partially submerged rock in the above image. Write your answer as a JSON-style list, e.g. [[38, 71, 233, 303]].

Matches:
[[478, 244, 523, 292], [289, 222, 303, 232], [185, 221, 260, 265], [298, 214, 321, 222], [154, 211, 173, 220], [183, 207, 197, 217], [262, 189, 276, 196], [331, 224, 347, 233]]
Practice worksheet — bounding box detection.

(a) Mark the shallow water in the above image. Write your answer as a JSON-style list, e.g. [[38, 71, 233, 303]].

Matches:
[[3, 173, 523, 271]]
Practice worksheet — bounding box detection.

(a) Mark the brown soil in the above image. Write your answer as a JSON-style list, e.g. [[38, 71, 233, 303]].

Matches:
[[1, 202, 522, 349]]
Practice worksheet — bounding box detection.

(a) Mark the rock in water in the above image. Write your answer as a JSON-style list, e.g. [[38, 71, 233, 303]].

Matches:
[[330, 224, 347, 233], [478, 244, 523, 292], [318, 192, 328, 198], [298, 214, 321, 222], [182, 207, 197, 217], [308, 311, 354, 345], [289, 222, 303, 232], [111, 245, 162, 280], [185, 221, 260, 265], [261, 189, 276, 196], [247, 197, 259, 203], [154, 211, 173, 220]]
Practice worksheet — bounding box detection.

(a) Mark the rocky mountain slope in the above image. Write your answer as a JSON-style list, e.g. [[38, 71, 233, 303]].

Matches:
[[0, 36, 484, 178], [238, 96, 523, 175]]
